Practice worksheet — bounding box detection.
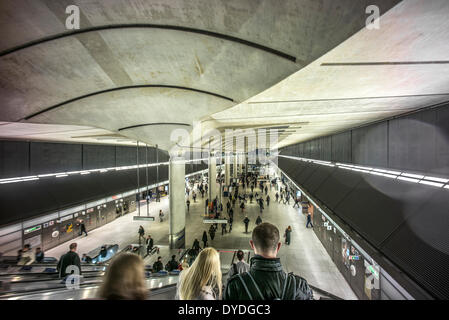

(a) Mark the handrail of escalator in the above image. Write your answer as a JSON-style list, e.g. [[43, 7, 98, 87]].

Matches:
[[0, 269, 105, 278], [309, 284, 344, 300], [230, 251, 236, 265]]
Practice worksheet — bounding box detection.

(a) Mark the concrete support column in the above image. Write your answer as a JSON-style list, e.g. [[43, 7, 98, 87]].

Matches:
[[208, 154, 217, 202], [233, 154, 237, 179], [238, 153, 243, 177], [169, 157, 186, 249], [225, 158, 231, 187]]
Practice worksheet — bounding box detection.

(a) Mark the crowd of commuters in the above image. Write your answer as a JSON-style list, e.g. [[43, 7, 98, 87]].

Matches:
[[89, 222, 313, 300], [6, 172, 315, 300]]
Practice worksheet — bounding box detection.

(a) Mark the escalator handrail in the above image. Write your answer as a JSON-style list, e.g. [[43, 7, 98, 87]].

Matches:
[[309, 284, 344, 300], [0, 269, 105, 277], [1, 279, 178, 300]]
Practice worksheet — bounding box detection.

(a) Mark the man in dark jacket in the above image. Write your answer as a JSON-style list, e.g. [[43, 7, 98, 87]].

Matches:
[[145, 235, 154, 257], [166, 255, 179, 271], [243, 216, 250, 233], [153, 256, 164, 272], [79, 221, 88, 236], [57, 243, 82, 279], [224, 223, 313, 300]]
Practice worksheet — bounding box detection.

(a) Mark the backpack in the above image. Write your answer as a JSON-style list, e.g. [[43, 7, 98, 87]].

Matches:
[[237, 272, 296, 300]]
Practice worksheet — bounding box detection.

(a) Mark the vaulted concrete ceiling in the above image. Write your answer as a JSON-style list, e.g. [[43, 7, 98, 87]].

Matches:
[[206, 0, 449, 151], [0, 0, 399, 152]]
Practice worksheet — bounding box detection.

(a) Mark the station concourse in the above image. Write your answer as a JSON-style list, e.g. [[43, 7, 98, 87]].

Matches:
[[1, 0, 449, 302]]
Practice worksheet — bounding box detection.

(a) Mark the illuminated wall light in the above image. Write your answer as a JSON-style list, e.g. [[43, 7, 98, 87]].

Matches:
[[80, 172, 90, 175], [382, 174, 398, 179], [423, 176, 449, 183], [397, 176, 419, 183], [386, 170, 402, 175], [444, 185, 449, 189], [0, 177, 23, 182], [100, 169, 108, 173], [22, 177, 39, 182], [0, 179, 22, 184], [401, 173, 424, 179], [419, 180, 444, 188], [67, 171, 81, 175], [56, 174, 68, 178]]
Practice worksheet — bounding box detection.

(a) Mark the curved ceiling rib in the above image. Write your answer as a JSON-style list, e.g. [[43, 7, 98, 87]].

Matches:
[[118, 123, 191, 131], [0, 24, 297, 62], [23, 85, 234, 121]]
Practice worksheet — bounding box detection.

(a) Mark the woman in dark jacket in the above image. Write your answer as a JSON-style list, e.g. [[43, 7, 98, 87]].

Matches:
[[202, 231, 208, 248]]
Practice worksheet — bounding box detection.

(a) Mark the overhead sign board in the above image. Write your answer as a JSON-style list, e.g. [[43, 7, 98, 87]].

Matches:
[[133, 216, 155, 221], [203, 219, 228, 224]]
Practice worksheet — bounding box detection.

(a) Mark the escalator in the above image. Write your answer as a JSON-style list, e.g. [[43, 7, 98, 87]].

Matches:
[[0, 248, 342, 300]]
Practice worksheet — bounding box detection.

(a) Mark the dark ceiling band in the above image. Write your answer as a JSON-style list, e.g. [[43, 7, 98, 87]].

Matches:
[[23, 85, 234, 120], [119, 123, 191, 131], [0, 24, 296, 62]]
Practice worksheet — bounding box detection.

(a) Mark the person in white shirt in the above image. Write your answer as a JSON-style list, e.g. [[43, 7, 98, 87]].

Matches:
[[227, 250, 250, 280]]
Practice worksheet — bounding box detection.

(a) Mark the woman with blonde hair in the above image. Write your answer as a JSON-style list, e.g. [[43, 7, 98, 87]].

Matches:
[[176, 247, 222, 300], [98, 253, 147, 300]]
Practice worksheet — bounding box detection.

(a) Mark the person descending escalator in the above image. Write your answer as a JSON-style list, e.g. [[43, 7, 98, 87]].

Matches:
[[266, 195, 270, 207], [35, 247, 44, 263], [57, 243, 82, 280], [18, 244, 35, 266], [186, 199, 191, 212], [224, 223, 313, 300], [166, 255, 179, 272], [228, 216, 233, 233], [152, 256, 163, 273], [255, 216, 262, 226], [227, 250, 250, 281], [275, 192, 279, 202], [240, 201, 245, 213], [100, 246, 108, 259], [97, 253, 147, 300]]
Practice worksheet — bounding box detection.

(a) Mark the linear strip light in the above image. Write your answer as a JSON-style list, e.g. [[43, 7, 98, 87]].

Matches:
[[419, 180, 444, 188], [396, 176, 420, 183], [423, 176, 449, 183], [278, 154, 449, 189], [401, 173, 424, 179]]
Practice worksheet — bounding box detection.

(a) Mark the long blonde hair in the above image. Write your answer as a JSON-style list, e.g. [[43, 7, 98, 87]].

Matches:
[[98, 253, 147, 300], [178, 247, 222, 300]]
